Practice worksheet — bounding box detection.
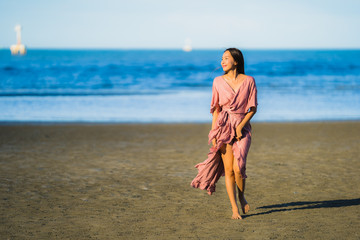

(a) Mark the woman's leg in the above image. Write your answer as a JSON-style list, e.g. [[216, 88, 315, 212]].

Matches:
[[220, 144, 241, 219], [233, 161, 250, 214]]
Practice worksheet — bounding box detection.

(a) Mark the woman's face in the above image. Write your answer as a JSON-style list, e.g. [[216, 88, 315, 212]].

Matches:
[[221, 51, 237, 73]]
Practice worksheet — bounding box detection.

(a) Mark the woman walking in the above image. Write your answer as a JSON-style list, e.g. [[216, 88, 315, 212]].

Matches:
[[191, 48, 258, 219]]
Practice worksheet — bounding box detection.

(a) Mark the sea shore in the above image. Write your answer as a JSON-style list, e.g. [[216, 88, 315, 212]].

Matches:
[[1, 122, 359, 239]]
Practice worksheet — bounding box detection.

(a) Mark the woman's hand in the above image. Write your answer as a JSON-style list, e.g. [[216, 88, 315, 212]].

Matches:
[[235, 124, 243, 141], [235, 107, 256, 141]]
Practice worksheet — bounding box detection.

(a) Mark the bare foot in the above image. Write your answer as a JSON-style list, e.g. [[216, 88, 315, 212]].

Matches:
[[239, 196, 250, 214], [232, 208, 242, 219]]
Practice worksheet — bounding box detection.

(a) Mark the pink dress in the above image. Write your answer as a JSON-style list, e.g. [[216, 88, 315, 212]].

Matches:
[[190, 75, 258, 195]]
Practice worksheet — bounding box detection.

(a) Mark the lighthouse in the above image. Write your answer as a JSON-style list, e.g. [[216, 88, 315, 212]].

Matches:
[[10, 25, 27, 55]]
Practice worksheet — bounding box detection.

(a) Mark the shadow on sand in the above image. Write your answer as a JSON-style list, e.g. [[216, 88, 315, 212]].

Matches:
[[242, 198, 360, 219]]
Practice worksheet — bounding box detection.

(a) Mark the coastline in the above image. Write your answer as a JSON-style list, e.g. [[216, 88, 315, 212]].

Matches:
[[1, 121, 359, 239], [1, 118, 360, 125]]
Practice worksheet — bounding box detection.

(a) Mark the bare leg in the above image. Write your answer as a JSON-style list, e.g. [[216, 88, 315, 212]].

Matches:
[[233, 161, 250, 214], [220, 144, 242, 219]]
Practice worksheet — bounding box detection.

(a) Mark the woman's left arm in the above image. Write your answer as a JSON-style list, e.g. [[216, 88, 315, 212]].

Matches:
[[235, 107, 257, 140]]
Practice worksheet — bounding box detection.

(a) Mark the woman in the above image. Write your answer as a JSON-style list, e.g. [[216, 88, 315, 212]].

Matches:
[[191, 48, 258, 219]]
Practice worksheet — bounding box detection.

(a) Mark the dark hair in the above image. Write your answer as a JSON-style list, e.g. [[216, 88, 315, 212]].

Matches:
[[224, 48, 245, 75]]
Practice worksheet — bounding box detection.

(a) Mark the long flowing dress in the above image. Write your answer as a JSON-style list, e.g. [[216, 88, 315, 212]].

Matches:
[[190, 75, 258, 195]]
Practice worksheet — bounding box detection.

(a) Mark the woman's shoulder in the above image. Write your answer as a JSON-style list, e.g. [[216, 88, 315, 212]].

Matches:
[[244, 74, 255, 81], [243, 75, 255, 85], [214, 75, 223, 81], [212, 75, 224, 86]]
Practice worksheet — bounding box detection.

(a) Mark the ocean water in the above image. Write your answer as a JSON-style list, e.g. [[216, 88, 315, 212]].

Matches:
[[0, 49, 359, 123]]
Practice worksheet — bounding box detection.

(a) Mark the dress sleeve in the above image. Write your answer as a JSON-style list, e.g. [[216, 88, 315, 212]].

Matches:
[[246, 77, 258, 112], [210, 78, 220, 114]]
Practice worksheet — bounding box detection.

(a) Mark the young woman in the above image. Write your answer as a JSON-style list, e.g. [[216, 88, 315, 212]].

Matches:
[[191, 48, 258, 219]]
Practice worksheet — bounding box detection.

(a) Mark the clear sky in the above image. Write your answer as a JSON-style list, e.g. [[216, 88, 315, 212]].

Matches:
[[1, 0, 359, 49]]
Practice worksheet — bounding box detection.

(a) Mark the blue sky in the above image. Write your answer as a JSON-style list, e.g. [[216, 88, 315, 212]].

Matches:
[[1, 0, 359, 49]]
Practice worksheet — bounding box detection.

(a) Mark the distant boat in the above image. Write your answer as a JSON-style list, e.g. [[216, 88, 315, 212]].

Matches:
[[183, 45, 192, 52], [10, 25, 26, 55], [182, 38, 192, 52]]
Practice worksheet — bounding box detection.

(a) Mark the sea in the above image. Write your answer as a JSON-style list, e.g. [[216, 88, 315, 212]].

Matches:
[[1, 49, 359, 123]]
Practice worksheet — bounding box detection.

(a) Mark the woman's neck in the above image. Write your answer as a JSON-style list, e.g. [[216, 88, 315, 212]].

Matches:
[[225, 69, 238, 81]]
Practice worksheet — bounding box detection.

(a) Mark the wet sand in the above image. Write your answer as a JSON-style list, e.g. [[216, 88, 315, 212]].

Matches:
[[1, 122, 359, 239]]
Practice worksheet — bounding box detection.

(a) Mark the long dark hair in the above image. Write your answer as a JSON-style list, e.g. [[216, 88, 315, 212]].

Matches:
[[224, 48, 245, 75]]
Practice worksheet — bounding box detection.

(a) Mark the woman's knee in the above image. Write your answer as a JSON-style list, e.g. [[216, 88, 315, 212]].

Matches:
[[224, 164, 235, 176], [233, 168, 241, 176], [221, 144, 235, 175]]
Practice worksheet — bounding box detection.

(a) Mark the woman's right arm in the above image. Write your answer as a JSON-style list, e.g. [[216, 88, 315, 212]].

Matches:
[[211, 108, 220, 146], [210, 77, 220, 147]]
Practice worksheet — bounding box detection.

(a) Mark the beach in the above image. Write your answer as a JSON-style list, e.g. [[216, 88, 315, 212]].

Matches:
[[1, 122, 359, 239]]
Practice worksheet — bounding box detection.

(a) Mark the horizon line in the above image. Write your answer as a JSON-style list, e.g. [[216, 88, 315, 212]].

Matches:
[[1, 47, 360, 51]]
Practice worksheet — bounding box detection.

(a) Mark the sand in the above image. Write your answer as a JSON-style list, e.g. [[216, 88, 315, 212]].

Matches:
[[0, 122, 359, 239]]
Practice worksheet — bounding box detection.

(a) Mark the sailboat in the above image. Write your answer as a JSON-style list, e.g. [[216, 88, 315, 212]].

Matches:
[[182, 38, 192, 52]]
